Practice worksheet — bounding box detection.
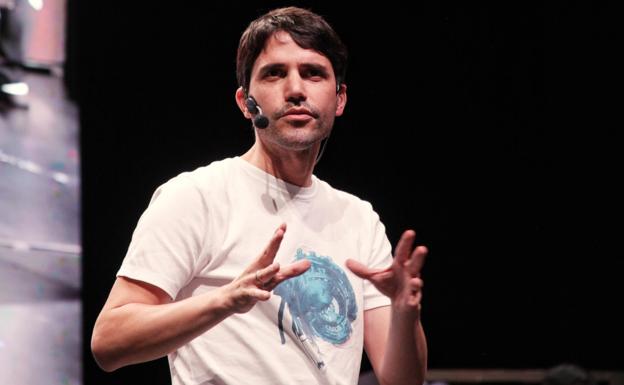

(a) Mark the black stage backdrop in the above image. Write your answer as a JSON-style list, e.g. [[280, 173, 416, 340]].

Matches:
[[73, 2, 621, 384]]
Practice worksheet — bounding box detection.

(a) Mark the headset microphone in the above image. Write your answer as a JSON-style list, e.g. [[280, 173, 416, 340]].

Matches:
[[245, 97, 269, 129]]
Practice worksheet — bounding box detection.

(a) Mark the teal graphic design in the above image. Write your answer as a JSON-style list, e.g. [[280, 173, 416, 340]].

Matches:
[[275, 248, 358, 346]]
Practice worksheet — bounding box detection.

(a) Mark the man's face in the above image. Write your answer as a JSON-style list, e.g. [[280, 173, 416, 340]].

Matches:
[[244, 31, 346, 151]]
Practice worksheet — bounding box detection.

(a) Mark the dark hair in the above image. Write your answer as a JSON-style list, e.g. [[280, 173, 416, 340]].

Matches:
[[236, 7, 348, 93]]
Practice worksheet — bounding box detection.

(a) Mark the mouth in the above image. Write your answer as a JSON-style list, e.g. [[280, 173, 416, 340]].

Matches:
[[281, 108, 316, 122], [283, 108, 313, 116]]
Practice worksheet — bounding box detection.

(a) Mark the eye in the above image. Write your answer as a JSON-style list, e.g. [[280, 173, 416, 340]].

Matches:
[[302, 66, 328, 81], [265, 68, 285, 78], [304, 68, 325, 80]]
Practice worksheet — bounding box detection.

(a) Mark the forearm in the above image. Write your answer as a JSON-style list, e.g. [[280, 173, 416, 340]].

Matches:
[[91, 286, 232, 372], [378, 309, 427, 385]]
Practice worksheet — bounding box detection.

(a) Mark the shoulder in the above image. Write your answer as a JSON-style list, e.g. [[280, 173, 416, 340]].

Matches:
[[156, 157, 238, 197], [176, 157, 236, 185]]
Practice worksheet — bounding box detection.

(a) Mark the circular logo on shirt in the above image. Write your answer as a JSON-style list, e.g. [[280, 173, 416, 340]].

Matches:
[[275, 248, 358, 345]]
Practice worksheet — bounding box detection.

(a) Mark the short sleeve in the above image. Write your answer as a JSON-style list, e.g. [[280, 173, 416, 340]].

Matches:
[[363, 206, 393, 311], [117, 175, 208, 299]]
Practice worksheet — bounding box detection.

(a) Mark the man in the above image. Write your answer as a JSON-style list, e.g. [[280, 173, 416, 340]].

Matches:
[[92, 7, 428, 385]]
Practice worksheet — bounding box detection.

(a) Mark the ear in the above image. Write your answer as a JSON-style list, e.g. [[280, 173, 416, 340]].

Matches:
[[235, 87, 252, 119], [335, 84, 347, 117]]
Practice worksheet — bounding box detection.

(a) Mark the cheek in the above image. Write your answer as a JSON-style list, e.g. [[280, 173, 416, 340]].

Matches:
[[316, 114, 336, 132], [316, 93, 338, 113]]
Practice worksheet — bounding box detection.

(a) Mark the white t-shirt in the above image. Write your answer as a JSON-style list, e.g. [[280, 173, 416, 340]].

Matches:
[[117, 157, 392, 385]]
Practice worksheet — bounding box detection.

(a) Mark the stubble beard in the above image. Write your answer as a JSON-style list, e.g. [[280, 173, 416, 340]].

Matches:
[[264, 116, 334, 151]]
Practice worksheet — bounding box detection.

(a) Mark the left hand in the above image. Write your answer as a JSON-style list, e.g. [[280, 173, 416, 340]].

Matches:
[[346, 230, 427, 317]]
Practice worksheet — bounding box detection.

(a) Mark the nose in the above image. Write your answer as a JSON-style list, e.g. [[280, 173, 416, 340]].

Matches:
[[284, 72, 306, 105]]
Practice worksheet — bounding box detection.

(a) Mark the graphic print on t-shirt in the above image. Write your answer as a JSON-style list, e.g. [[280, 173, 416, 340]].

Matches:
[[275, 248, 358, 358]]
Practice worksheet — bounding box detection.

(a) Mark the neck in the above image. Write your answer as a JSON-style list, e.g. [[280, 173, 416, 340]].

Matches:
[[241, 141, 319, 187]]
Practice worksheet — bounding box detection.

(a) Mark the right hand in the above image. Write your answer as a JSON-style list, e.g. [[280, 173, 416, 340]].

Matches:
[[222, 223, 311, 314]]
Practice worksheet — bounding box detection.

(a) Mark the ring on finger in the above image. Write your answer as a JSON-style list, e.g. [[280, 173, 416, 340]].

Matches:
[[255, 270, 263, 286]]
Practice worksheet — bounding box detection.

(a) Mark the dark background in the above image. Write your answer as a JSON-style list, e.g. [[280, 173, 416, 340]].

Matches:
[[70, 2, 621, 384]]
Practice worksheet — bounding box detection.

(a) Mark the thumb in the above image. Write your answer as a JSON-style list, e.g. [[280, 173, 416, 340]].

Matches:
[[346, 259, 375, 279]]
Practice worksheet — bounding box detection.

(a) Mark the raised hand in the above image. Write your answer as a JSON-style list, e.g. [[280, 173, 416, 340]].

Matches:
[[223, 223, 311, 314], [346, 230, 427, 317]]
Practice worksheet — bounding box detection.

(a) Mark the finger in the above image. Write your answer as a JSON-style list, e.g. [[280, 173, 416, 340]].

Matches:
[[345, 259, 376, 279], [250, 223, 287, 271], [409, 277, 424, 292], [272, 259, 311, 284], [245, 287, 271, 301], [345, 259, 394, 286], [406, 278, 423, 307], [407, 291, 422, 308], [252, 262, 280, 286], [406, 245, 428, 276], [394, 230, 416, 267]]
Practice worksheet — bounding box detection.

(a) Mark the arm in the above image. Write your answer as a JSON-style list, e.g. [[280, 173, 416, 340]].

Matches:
[[347, 230, 428, 385], [92, 276, 227, 372], [91, 223, 310, 372], [364, 306, 427, 385]]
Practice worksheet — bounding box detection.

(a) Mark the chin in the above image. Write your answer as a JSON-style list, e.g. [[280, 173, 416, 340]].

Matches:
[[279, 139, 318, 151], [271, 134, 321, 151], [265, 121, 331, 150]]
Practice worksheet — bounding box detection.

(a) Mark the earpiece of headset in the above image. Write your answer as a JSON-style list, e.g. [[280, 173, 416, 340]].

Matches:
[[245, 95, 269, 129]]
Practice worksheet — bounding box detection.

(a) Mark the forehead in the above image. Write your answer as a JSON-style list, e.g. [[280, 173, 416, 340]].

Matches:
[[251, 31, 334, 74]]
